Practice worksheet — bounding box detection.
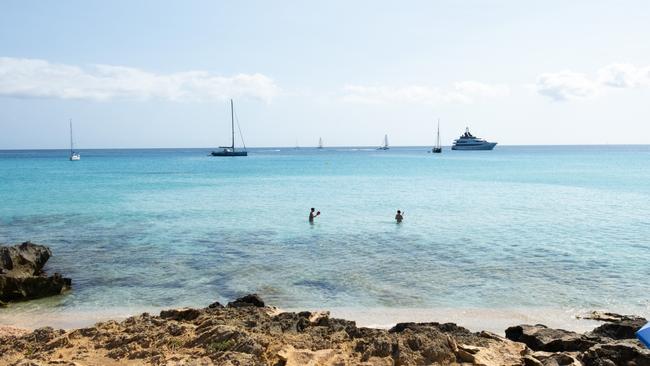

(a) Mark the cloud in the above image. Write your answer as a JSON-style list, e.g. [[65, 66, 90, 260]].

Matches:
[[0, 57, 280, 102], [535, 71, 600, 101], [597, 63, 650, 88], [536, 63, 650, 101], [342, 81, 509, 105]]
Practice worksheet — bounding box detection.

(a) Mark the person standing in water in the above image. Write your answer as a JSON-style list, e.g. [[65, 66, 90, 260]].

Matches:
[[309, 208, 321, 223], [395, 210, 404, 223]]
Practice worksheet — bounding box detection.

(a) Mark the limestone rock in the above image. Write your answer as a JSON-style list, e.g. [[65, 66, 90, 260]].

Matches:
[[505, 324, 596, 352], [159, 307, 201, 321], [581, 340, 650, 366], [0, 242, 71, 303], [227, 293, 265, 308], [588, 313, 647, 340]]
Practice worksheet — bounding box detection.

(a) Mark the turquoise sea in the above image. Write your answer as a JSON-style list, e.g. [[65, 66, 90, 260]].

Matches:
[[1, 146, 649, 330]]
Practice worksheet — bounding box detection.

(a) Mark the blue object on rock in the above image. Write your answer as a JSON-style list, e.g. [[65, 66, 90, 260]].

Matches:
[[637, 321, 650, 348]]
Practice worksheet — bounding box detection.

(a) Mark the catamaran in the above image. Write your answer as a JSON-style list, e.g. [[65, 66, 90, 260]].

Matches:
[[69, 119, 80, 161], [432, 120, 442, 153], [451, 127, 497, 150], [317, 137, 324, 149], [211, 99, 248, 157], [377, 134, 389, 150]]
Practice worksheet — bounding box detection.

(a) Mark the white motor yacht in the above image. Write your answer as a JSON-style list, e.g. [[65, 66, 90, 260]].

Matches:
[[451, 127, 497, 150]]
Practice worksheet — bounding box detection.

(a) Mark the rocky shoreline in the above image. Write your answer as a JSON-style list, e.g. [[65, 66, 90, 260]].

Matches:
[[1, 294, 648, 366], [0, 242, 71, 306]]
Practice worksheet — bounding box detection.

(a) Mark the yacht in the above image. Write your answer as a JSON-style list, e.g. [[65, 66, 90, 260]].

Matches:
[[68, 119, 80, 161], [451, 127, 497, 150], [211, 99, 248, 157], [432, 120, 442, 153], [377, 134, 389, 150]]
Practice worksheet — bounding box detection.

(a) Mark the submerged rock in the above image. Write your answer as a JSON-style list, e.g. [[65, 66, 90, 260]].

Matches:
[[0, 241, 71, 303]]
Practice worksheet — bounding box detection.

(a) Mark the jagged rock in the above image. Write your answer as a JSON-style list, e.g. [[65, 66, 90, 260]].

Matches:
[[579, 311, 640, 323], [588, 314, 647, 340], [4, 295, 650, 366], [529, 351, 581, 366], [226, 293, 265, 308], [0, 242, 71, 303], [277, 345, 344, 366], [524, 355, 545, 366], [207, 301, 223, 309], [581, 341, 650, 366], [505, 324, 596, 352], [159, 308, 201, 321], [0, 241, 51, 277], [452, 332, 527, 366], [0, 273, 71, 302]]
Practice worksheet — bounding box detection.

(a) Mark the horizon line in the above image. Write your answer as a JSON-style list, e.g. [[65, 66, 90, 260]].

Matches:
[[1, 143, 650, 151]]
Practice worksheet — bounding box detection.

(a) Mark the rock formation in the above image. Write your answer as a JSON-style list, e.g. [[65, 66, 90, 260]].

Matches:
[[2, 294, 648, 365], [0, 241, 71, 305]]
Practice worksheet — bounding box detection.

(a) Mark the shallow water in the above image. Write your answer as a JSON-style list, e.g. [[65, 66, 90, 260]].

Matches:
[[1, 146, 649, 329]]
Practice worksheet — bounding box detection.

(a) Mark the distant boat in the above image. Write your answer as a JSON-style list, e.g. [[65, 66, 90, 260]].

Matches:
[[432, 120, 442, 153], [211, 99, 248, 157], [451, 127, 497, 151], [68, 119, 80, 161], [377, 134, 389, 150], [317, 137, 324, 149]]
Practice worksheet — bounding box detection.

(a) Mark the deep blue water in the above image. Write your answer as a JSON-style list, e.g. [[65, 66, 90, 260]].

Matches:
[[1, 146, 649, 325]]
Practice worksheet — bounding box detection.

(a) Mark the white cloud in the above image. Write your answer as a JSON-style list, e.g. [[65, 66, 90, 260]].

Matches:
[[535, 71, 600, 101], [597, 63, 650, 88], [0, 57, 280, 102], [342, 81, 509, 105], [536, 63, 650, 101]]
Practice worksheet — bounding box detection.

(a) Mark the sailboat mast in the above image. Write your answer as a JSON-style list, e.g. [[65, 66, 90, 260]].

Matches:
[[230, 99, 235, 149], [436, 119, 440, 148], [69, 119, 74, 154]]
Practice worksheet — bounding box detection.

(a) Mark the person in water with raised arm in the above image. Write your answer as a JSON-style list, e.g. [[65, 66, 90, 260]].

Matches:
[[309, 208, 321, 223], [395, 210, 404, 223]]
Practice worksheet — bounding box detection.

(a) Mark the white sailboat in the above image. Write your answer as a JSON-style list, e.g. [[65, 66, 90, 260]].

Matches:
[[432, 120, 442, 153], [377, 134, 389, 150], [317, 137, 324, 149], [69, 119, 80, 161]]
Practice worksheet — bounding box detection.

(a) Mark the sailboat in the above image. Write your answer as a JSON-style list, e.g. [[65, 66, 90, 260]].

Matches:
[[377, 134, 389, 150], [432, 120, 442, 153], [69, 119, 80, 161], [211, 99, 248, 157], [317, 137, 324, 149]]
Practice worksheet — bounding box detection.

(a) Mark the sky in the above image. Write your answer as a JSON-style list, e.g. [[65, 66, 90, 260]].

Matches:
[[1, 0, 650, 149]]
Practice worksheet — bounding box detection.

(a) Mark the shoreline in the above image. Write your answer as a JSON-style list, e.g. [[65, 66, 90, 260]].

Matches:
[[1, 294, 648, 365], [1, 304, 638, 334]]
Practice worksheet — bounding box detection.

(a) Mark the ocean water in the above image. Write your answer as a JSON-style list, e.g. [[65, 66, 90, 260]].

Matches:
[[1, 146, 649, 331]]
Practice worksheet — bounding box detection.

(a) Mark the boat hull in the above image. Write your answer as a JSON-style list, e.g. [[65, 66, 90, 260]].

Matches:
[[211, 151, 248, 157], [69, 154, 81, 161], [451, 143, 497, 151], [432, 148, 442, 153]]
